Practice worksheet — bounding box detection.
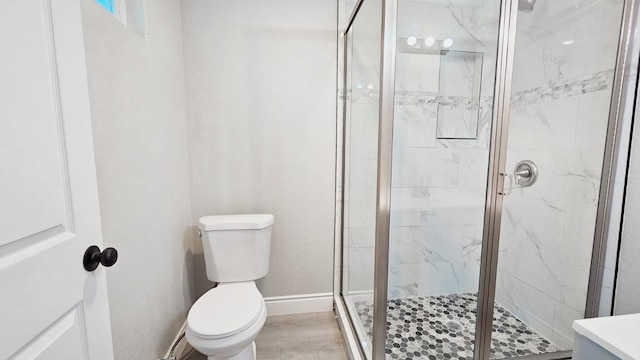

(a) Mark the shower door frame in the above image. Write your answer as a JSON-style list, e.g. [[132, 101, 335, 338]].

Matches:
[[333, 1, 370, 357], [334, 0, 640, 359], [473, 0, 520, 358]]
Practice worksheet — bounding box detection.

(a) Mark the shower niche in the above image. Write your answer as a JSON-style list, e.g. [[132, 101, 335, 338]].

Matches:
[[436, 51, 482, 140], [396, 38, 483, 140]]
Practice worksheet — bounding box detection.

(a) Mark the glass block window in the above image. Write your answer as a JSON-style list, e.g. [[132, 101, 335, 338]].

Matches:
[[95, 0, 116, 15]]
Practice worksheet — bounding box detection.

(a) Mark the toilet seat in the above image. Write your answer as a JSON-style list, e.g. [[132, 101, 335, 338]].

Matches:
[[187, 282, 264, 340]]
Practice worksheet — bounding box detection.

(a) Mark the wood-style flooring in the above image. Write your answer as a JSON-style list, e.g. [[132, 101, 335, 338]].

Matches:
[[186, 312, 349, 360]]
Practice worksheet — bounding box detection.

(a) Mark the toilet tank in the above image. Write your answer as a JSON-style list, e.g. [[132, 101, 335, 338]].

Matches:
[[198, 214, 274, 283]]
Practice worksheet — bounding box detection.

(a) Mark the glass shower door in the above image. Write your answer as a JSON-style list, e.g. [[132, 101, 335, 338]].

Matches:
[[341, 0, 383, 357], [337, 0, 631, 358], [491, 0, 625, 358], [384, 0, 503, 358]]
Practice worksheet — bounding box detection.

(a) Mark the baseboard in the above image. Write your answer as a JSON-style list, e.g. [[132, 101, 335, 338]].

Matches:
[[264, 292, 334, 316]]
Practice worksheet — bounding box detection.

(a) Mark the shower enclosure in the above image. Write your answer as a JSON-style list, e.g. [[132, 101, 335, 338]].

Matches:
[[335, 0, 638, 359]]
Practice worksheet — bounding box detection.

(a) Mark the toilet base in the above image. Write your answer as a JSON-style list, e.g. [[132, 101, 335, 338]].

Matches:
[[207, 341, 256, 360]]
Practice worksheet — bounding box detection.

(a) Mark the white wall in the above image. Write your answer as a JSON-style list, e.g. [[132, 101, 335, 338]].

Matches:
[[341, 0, 382, 296], [181, 0, 338, 298], [599, 12, 640, 315], [615, 97, 640, 315], [80, 0, 194, 358], [611, 2, 640, 315]]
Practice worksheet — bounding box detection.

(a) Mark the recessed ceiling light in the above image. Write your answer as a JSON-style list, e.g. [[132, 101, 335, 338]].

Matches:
[[424, 37, 435, 47], [406, 35, 417, 46], [443, 38, 454, 48]]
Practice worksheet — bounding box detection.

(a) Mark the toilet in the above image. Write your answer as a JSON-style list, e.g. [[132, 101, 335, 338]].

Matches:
[[186, 214, 274, 360]]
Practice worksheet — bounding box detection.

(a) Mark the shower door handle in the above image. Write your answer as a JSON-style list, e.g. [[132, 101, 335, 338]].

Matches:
[[498, 172, 513, 196], [499, 161, 538, 196]]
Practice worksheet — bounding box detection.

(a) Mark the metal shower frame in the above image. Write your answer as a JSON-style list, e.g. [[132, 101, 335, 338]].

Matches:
[[333, 0, 640, 359]]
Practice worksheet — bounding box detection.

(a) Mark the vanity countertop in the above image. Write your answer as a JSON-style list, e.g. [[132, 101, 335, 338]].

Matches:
[[573, 313, 640, 360]]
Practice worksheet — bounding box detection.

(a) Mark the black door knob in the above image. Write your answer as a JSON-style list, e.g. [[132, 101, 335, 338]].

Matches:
[[83, 245, 118, 271]]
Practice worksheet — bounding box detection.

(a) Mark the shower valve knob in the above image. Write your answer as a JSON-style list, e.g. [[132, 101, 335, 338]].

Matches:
[[83, 245, 118, 271], [514, 160, 538, 187]]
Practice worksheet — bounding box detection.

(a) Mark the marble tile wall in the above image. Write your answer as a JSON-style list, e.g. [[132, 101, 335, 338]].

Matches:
[[342, 0, 624, 351], [346, 1, 501, 298], [387, 2, 499, 299], [495, 0, 624, 349]]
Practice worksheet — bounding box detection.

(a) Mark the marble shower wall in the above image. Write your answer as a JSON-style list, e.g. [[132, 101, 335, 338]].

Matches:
[[387, 1, 500, 298], [495, 0, 624, 349], [343, 0, 501, 296], [343, 0, 624, 349]]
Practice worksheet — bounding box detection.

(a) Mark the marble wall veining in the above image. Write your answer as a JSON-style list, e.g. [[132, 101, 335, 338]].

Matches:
[[388, 2, 500, 299], [495, 0, 624, 349], [342, 0, 625, 352], [344, 0, 501, 298]]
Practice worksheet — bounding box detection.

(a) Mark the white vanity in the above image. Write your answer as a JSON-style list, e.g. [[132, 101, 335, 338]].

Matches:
[[573, 314, 640, 360]]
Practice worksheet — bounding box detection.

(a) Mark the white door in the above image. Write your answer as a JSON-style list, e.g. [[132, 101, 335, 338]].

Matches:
[[0, 0, 114, 359]]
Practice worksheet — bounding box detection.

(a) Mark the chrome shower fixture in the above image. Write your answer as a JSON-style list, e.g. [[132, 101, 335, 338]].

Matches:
[[519, 0, 536, 13]]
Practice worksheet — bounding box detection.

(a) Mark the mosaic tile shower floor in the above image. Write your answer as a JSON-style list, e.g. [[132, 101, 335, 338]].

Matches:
[[354, 293, 558, 359]]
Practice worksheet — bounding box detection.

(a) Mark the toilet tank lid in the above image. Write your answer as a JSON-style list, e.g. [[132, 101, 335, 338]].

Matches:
[[198, 214, 275, 231]]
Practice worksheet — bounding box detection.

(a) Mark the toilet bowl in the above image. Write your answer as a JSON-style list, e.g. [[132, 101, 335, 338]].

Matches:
[[185, 214, 274, 360], [186, 282, 267, 360]]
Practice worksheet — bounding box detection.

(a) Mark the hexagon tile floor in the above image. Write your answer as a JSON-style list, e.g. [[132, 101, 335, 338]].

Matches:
[[354, 293, 559, 359]]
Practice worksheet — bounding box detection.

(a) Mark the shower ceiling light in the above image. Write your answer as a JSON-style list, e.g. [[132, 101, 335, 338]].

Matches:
[[562, 39, 574, 45], [407, 35, 418, 46], [443, 38, 454, 48], [424, 37, 435, 47]]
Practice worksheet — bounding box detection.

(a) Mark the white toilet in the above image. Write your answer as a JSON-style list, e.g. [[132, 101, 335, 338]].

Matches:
[[186, 214, 274, 360]]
